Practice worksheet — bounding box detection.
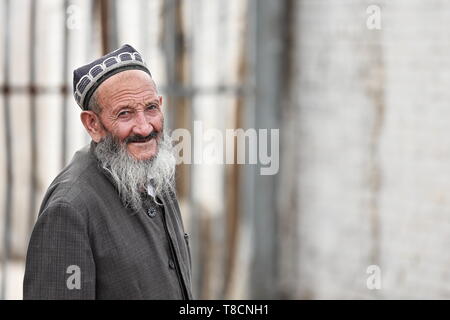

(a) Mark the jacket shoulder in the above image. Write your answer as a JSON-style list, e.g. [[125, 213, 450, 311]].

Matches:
[[39, 145, 106, 215]]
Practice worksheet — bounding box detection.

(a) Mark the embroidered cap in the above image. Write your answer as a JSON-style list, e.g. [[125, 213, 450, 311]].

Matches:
[[73, 44, 151, 110]]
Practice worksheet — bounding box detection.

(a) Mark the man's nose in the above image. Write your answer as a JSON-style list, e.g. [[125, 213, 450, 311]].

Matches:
[[132, 111, 153, 136]]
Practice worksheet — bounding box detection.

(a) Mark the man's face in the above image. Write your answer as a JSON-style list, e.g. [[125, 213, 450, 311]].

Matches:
[[94, 70, 164, 161]]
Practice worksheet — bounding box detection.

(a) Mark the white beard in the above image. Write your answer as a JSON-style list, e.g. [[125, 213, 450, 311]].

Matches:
[[93, 131, 176, 212]]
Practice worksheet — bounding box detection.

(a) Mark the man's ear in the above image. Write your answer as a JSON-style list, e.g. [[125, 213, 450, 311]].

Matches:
[[159, 95, 163, 110], [80, 111, 105, 143]]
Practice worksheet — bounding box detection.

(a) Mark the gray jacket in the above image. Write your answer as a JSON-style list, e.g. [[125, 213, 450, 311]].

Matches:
[[23, 143, 193, 300]]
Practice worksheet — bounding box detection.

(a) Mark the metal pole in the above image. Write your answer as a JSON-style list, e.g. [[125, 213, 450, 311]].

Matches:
[[249, 0, 283, 299], [230, 0, 258, 300], [61, 0, 70, 168], [276, 0, 299, 299], [162, 0, 190, 199], [100, 0, 118, 54], [223, 13, 246, 298], [27, 0, 38, 237], [161, 0, 176, 131], [162, 0, 194, 294], [1, 0, 13, 300], [188, 0, 199, 299]]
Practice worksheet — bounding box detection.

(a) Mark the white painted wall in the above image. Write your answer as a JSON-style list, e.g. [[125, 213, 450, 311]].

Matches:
[[295, 0, 450, 299]]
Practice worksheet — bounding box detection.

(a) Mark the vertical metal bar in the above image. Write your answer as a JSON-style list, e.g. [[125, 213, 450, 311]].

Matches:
[[27, 0, 38, 237], [162, 0, 190, 198], [99, 0, 108, 54], [162, 0, 194, 295], [61, 0, 69, 168], [188, 0, 198, 299], [1, 0, 12, 300], [100, 0, 118, 54], [161, 0, 176, 130], [249, 0, 282, 299], [233, 0, 257, 299], [224, 2, 247, 298], [276, 0, 299, 299], [79, 0, 96, 146]]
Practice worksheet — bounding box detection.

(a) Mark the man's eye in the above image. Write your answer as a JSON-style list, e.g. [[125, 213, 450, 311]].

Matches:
[[118, 111, 130, 117], [147, 104, 158, 111]]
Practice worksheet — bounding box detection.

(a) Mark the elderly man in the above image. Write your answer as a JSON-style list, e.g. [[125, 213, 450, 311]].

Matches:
[[23, 44, 192, 300]]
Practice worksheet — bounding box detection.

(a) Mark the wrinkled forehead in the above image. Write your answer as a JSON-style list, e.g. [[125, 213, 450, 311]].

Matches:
[[96, 70, 159, 108]]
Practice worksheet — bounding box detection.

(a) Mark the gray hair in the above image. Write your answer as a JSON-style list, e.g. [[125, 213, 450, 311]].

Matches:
[[87, 91, 101, 113]]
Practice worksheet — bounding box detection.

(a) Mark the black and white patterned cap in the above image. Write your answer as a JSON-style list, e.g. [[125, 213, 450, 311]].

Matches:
[[73, 44, 151, 110]]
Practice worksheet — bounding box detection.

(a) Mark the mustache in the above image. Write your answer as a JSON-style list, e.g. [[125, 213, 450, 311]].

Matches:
[[125, 131, 159, 144]]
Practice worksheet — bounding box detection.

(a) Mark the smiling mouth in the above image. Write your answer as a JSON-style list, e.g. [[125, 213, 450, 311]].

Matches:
[[125, 131, 158, 144], [131, 140, 153, 145]]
